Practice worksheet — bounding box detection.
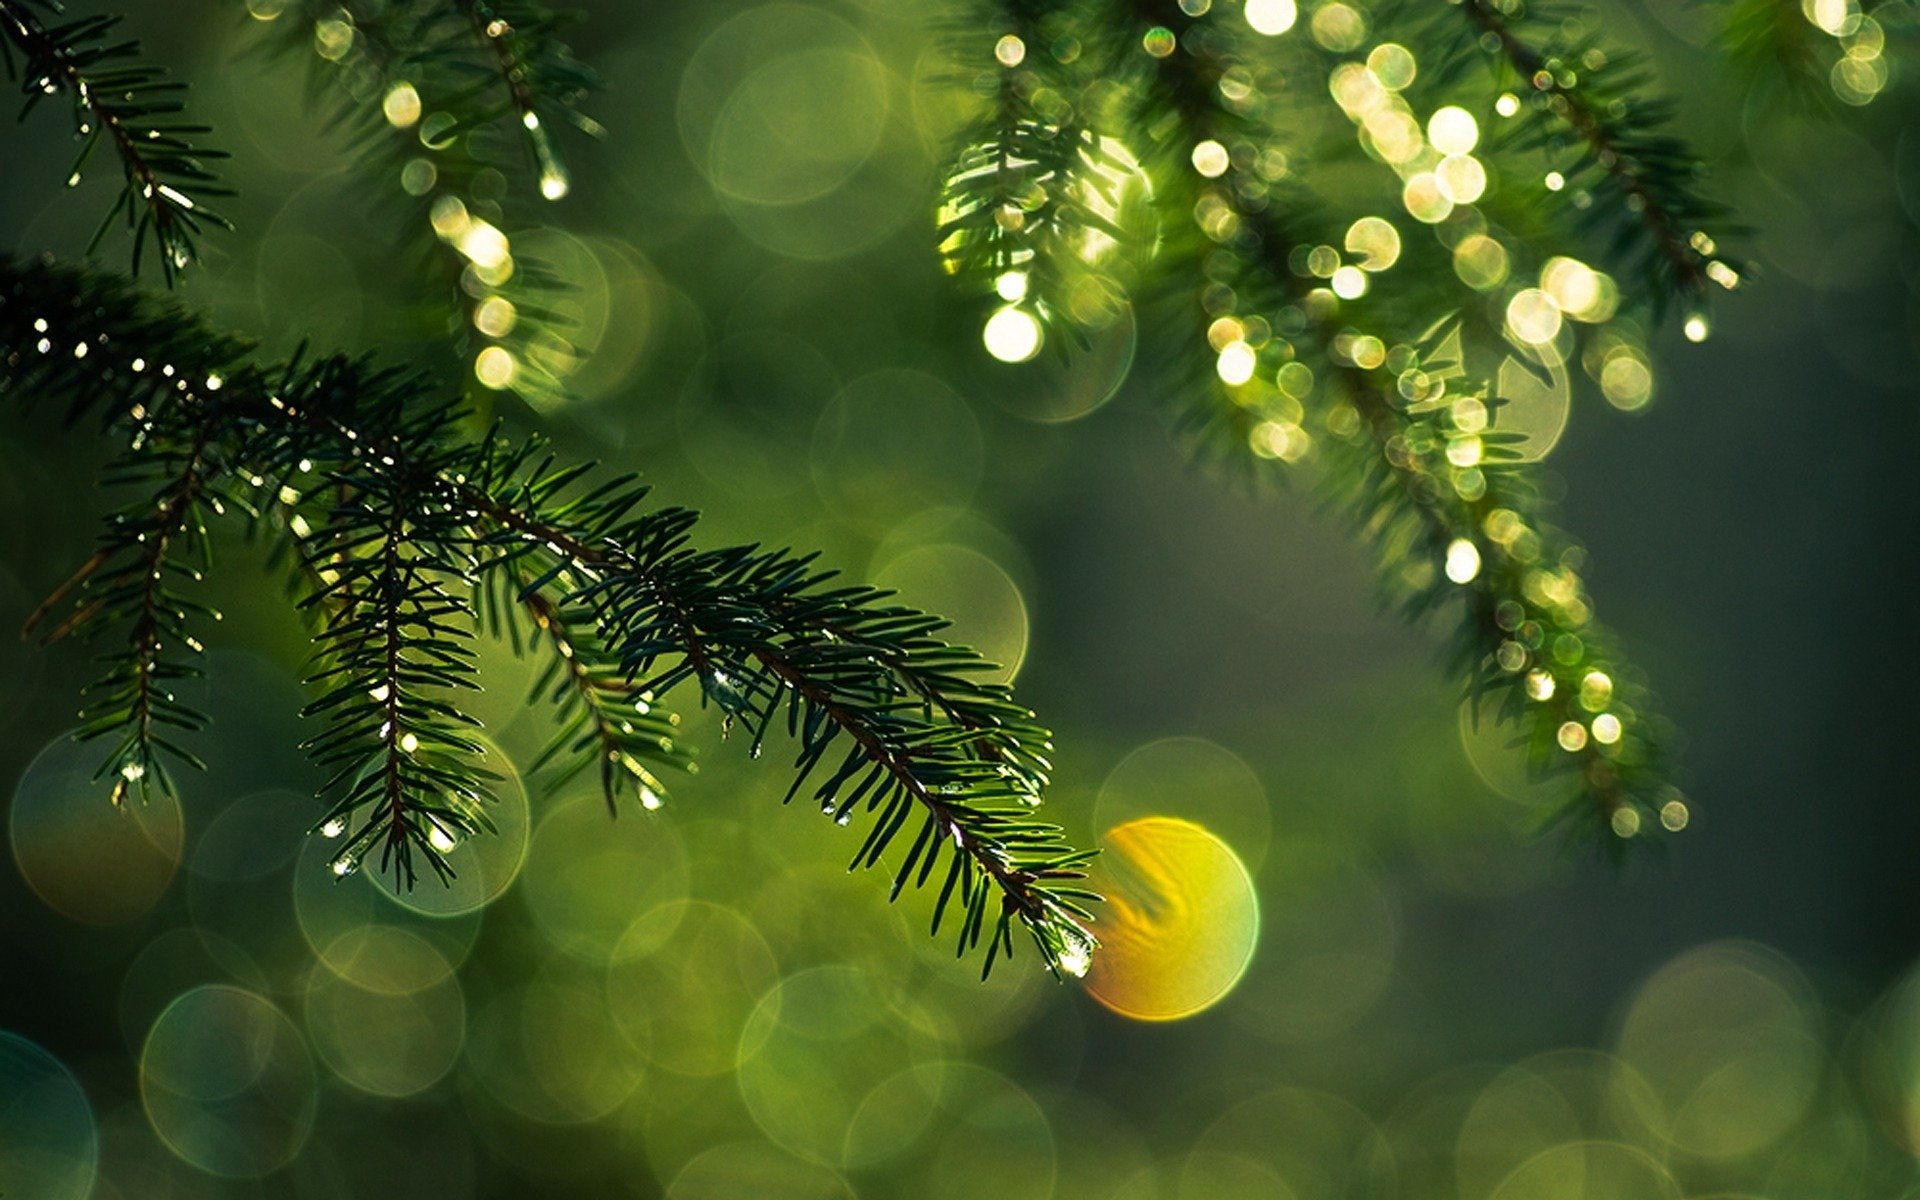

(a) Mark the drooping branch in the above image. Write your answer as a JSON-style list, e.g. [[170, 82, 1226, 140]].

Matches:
[[259, 0, 595, 405], [450, 0, 595, 198], [26, 415, 219, 804], [936, 0, 1143, 355], [451, 475, 1097, 975], [511, 584, 686, 816], [0, 253, 1098, 978], [1451, 0, 1744, 319], [1060, 0, 1684, 840]]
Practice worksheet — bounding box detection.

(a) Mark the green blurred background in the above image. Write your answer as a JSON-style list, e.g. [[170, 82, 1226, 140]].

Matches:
[[3, 1, 1919, 1196]]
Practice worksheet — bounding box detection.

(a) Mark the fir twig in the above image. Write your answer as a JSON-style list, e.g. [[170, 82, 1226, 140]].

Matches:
[[0, 0, 230, 281], [1448, 0, 1745, 317], [258, 0, 597, 405], [936, 0, 1138, 349], [25, 411, 219, 804]]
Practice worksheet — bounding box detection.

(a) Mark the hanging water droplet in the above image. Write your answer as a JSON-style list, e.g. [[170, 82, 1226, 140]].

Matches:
[[1056, 928, 1094, 978]]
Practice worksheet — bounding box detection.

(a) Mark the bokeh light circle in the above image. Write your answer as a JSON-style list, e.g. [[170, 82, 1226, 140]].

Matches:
[[1456, 699, 1559, 808], [810, 369, 984, 532], [737, 966, 944, 1163], [139, 985, 318, 1178], [465, 973, 647, 1124], [842, 1062, 1055, 1200], [521, 792, 690, 962], [292, 833, 484, 985], [607, 900, 781, 1077], [678, 6, 889, 207], [668, 1139, 856, 1200], [1095, 738, 1270, 869], [116, 928, 269, 1055], [1195, 1086, 1395, 1200], [1173, 1151, 1296, 1199], [872, 544, 1029, 684], [1492, 345, 1573, 464], [0, 1033, 98, 1200], [1456, 1050, 1660, 1199], [1612, 941, 1824, 1160], [1486, 1141, 1679, 1200], [10, 734, 185, 925], [303, 930, 465, 1097], [977, 302, 1137, 424], [1857, 959, 1920, 1156], [1084, 817, 1260, 1022], [190, 788, 309, 883]]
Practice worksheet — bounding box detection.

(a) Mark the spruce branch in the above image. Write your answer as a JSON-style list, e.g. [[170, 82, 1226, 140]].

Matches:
[[0, 253, 1098, 979], [450, 460, 1096, 976], [521, 589, 684, 813], [1446, 0, 1746, 319], [25, 411, 219, 805], [481, 551, 691, 816], [297, 423, 494, 887], [1043, 0, 1686, 840], [1715, 0, 1909, 111], [259, 0, 598, 406], [449, 0, 597, 198], [0, 0, 230, 281], [936, 0, 1140, 351]]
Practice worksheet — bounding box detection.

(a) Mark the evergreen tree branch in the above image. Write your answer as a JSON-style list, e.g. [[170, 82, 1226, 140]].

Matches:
[[298, 431, 493, 887], [936, 0, 1138, 349], [0, 253, 1098, 978], [0, 0, 230, 281], [1446, 0, 1745, 317], [450, 0, 596, 196], [25, 412, 218, 804], [450, 474, 1096, 976], [505, 571, 689, 816], [1066, 0, 1684, 841], [259, 0, 596, 405]]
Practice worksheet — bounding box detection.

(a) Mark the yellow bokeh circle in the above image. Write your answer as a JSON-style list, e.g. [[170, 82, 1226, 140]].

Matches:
[[1084, 817, 1260, 1022]]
